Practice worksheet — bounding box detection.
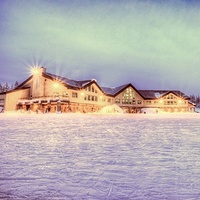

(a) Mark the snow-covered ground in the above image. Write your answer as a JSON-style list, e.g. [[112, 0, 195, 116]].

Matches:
[[1, 113, 200, 199]]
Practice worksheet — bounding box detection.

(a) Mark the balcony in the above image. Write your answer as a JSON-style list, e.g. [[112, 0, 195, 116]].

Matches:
[[18, 95, 70, 104]]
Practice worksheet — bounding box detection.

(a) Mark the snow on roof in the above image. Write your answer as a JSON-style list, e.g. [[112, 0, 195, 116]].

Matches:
[[154, 92, 162, 98], [45, 72, 92, 88], [44, 72, 190, 100], [102, 84, 130, 96], [138, 90, 190, 99]]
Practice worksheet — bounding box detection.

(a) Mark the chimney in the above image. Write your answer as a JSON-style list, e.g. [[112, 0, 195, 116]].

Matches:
[[41, 67, 46, 73]]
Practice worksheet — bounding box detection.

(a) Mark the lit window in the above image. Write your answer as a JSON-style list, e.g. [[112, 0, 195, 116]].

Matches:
[[92, 86, 94, 93], [62, 92, 68, 97], [115, 98, 120, 104], [53, 92, 59, 97], [146, 101, 151, 105], [72, 92, 78, 98]]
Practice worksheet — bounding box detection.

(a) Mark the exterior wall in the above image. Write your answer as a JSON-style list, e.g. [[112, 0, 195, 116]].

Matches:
[[3, 68, 194, 113], [4, 88, 30, 111], [114, 86, 144, 113], [143, 93, 189, 112], [0, 93, 6, 110], [17, 75, 112, 113], [43, 78, 69, 100], [113, 91, 193, 113]]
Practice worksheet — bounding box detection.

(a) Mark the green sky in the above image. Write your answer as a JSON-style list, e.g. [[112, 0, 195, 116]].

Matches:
[[1, 0, 200, 95]]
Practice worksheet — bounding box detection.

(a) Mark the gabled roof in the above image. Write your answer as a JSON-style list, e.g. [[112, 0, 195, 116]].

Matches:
[[102, 83, 143, 97], [102, 84, 129, 96], [0, 87, 30, 95], [189, 101, 196, 106], [13, 68, 191, 101], [44, 72, 92, 88], [138, 90, 190, 100], [15, 75, 33, 89], [44, 73, 105, 94]]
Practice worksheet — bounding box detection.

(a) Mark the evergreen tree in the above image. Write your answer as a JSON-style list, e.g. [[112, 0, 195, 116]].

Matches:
[[4, 83, 9, 92], [0, 83, 2, 92], [11, 84, 14, 90], [14, 81, 19, 88], [190, 94, 195, 103]]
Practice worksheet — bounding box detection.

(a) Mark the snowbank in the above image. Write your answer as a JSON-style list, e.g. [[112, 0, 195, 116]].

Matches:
[[141, 108, 164, 114], [0, 106, 3, 113], [195, 107, 200, 113], [98, 104, 124, 114]]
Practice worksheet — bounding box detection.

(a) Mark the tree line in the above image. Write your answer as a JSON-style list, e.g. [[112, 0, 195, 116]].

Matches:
[[0, 81, 19, 93], [190, 95, 200, 107]]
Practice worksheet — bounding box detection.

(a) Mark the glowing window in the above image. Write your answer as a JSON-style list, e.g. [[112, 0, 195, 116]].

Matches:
[[72, 92, 78, 98], [62, 92, 68, 97]]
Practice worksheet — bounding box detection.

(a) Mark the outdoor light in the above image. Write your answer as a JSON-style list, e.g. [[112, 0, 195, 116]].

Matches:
[[53, 83, 59, 88], [31, 67, 41, 75]]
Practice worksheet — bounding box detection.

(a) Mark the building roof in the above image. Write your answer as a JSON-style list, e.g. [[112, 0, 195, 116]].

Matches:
[[101, 84, 130, 96], [101, 85, 190, 100], [14, 67, 190, 101], [44, 72, 92, 88], [138, 90, 190, 100]]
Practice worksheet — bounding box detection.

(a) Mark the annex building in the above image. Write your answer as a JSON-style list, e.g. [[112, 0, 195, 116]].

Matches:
[[0, 67, 195, 113]]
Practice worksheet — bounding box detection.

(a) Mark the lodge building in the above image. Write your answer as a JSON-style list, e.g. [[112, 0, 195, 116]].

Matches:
[[0, 67, 195, 113]]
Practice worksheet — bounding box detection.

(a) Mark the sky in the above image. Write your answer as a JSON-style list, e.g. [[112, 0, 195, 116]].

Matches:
[[0, 0, 200, 95]]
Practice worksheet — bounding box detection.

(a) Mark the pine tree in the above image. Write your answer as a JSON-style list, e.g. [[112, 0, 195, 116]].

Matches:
[[0, 83, 3, 92], [197, 96, 200, 106], [190, 94, 195, 103], [14, 81, 19, 88], [4, 83, 9, 92], [11, 84, 14, 90]]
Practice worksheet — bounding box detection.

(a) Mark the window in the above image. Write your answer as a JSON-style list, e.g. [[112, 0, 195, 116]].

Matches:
[[62, 92, 68, 97], [138, 100, 142, 105], [165, 94, 176, 100], [115, 98, 120, 104], [84, 95, 98, 101], [122, 87, 135, 104], [122, 99, 132, 104], [72, 92, 78, 98], [146, 101, 151, 105], [164, 101, 177, 105], [53, 92, 59, 97]]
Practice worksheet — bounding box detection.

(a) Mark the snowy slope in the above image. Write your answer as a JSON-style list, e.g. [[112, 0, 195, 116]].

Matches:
[[1, 113, 200, 199]]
